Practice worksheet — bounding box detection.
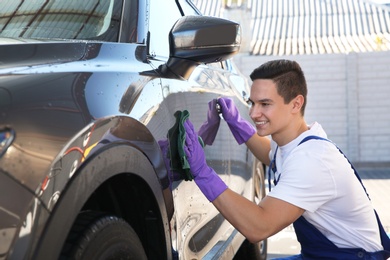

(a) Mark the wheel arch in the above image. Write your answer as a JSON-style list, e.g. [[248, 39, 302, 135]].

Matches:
[[34, 143, 172, 260]]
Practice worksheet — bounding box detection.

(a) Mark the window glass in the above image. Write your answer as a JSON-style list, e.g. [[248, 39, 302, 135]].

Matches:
[[0, 0, 122, 41]]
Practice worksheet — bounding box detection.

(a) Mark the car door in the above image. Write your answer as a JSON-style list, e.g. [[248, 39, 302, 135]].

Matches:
[[146, 0, 255, 258]]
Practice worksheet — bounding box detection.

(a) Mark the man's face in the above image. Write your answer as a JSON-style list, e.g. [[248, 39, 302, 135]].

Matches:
[[249, 79, 295, 141]]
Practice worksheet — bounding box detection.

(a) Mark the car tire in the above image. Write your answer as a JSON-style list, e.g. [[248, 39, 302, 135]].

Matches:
[[234, 158, 267, 260], [234, 239, 267, 260], [60, 211, 147, 260]]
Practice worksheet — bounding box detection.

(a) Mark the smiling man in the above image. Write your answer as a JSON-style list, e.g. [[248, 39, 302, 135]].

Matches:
[[183, 59, 390, 259]]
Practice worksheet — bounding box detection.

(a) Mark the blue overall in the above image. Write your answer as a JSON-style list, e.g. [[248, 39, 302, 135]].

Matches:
[[268, 135, 390, 259]]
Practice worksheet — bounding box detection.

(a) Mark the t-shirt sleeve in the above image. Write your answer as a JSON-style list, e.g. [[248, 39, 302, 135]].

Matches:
[[267, 145, 337, 213]]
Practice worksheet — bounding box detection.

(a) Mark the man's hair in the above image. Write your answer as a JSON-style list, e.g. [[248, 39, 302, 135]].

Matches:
[[250, 59, 307, 115]]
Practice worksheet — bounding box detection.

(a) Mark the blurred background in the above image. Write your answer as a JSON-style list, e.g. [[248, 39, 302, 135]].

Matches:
[[192, 0, 390, 169], [192, 0, 390, 258]]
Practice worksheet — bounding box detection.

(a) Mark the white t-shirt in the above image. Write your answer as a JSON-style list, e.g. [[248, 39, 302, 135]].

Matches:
[[267, 122, 383, 251]]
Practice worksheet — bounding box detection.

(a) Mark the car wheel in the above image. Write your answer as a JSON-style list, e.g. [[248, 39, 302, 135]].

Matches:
[[234, 158, 267, 260], [234, 238, 268, 260], [253, 158, 266, 205], [60, 211, 147, 260]]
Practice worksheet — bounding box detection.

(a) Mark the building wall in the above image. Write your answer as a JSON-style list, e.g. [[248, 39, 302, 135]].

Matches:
[[233, 52, 390, 165]]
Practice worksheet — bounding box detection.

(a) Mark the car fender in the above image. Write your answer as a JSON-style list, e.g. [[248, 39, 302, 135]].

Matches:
[[33, 116, 173, 260]]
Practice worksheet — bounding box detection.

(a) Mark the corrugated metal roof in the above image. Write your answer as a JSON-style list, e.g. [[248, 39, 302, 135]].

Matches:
[[248, 0, 390, 55], [193, 0, 390, 55], [191, 0, 223, 17]]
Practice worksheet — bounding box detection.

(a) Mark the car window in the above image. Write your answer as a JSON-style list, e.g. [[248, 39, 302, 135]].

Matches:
[[148, 0, 182, 59], [0, 0, 123, 41]]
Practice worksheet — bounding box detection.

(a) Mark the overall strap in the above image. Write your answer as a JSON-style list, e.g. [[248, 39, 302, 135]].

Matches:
[[267, 147, 278, 192]]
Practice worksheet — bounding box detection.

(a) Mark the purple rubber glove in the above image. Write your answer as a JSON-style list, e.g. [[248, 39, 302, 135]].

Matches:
[[218, 97, 256, 144], [197, 99, 221, 145], [184, 119, 228, 201]]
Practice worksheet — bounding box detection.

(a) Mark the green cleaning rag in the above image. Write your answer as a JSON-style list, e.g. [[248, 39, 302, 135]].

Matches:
[[167, 110, 204, 181]]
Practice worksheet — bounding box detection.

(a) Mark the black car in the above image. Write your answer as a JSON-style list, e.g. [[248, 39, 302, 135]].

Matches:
[[0, 0, 267, 259]]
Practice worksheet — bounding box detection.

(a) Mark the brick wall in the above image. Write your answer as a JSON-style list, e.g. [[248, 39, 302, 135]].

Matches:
[[233, 52, 390, 164]]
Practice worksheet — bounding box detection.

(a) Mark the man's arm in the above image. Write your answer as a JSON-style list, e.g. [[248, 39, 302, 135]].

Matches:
[[245, 133, 271, 166], [213, 189, 304, 243], [184, 117, 302, 243]]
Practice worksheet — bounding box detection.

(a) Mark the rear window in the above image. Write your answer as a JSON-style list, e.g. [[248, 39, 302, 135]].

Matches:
[[0, 0, 123, 41]]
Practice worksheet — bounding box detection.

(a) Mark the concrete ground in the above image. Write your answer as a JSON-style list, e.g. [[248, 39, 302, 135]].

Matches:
[[266, 166, 390, 259]]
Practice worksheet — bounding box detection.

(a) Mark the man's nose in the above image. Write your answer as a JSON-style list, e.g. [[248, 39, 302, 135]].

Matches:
[[249, 105, 261, 119]]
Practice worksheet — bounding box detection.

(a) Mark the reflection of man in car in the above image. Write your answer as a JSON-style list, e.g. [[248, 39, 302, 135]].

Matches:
[[158, 105, 220, 190], [87, 117, 171, 191], [182, 60, 390, 259]]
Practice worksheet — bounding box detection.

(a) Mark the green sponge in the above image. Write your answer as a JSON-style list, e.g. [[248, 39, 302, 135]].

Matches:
[[167, 110, 204, 181]]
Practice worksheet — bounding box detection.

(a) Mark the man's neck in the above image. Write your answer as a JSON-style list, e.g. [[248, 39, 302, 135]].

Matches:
[[273, 119, 308, 146]]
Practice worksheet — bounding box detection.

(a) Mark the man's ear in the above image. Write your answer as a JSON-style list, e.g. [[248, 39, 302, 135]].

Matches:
[[291, 95, 305, 114]]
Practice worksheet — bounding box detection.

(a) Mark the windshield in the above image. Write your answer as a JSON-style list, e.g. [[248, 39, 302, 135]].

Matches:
[[0, 0, 122, 42]]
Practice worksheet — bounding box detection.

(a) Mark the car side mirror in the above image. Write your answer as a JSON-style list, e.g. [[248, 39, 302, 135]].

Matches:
[[161, 15, 241, 79]]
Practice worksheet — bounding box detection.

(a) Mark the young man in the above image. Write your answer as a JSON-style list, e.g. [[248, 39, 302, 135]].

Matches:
[[183, 59, 390, 259]]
